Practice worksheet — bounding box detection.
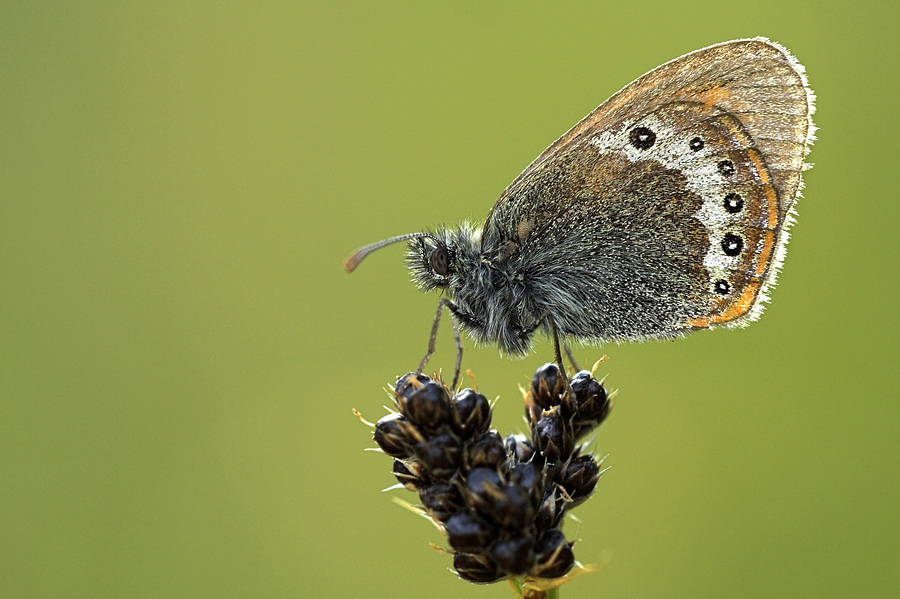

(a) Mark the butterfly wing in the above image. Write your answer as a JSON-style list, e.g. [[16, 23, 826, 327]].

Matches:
[[503, 38, 815, 214], [483, 38, 815, 341]]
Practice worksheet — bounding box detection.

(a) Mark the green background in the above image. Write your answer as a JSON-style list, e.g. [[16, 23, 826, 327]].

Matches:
[[2, 2, 897, 598]]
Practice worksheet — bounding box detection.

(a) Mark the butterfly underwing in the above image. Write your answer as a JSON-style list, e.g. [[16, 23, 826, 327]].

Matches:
[[345, 37, 816, 364]]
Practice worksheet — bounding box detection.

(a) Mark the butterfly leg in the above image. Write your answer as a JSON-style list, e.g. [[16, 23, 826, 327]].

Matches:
[[562, 339, 581, 373], [539, 313, 580, 405], [450, 317, 462, 389], [535, 311, 567, 376], [417, 298, 465, 389]]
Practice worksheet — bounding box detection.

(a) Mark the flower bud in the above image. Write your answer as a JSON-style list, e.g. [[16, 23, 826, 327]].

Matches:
[[453, 552, 503, 584], [491, 534, 535, 576], [464, 431, 507, 472], [531, 529, 574, 579], [445, 510, 495, 553], [451, 388, 492, 438], [533, 410, 574, 464], [404, 381, 451, 431], [557, 454, 601, 507], [504, 433, 537, 464], [530, 363, 566, 410], [392, 459, 430, 491], [419, 481, 464, 522], [414, 432, 462, 479], [373, 413, 421, 458]]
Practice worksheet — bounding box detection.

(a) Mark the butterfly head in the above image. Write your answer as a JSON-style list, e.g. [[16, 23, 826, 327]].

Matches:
[[407, 224, 536, 357], [343, 224, 481, 297], [406, 225, 477, 292]]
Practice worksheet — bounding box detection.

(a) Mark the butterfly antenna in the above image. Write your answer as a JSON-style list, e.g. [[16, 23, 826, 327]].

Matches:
[[343, 232, 432, 273]]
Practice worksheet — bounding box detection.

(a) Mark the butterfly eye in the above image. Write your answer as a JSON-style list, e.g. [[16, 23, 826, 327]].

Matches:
[[430, 245, 450, 276]]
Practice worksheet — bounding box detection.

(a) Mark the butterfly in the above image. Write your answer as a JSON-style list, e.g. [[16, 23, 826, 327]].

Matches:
[[345, 38, 815, 385]]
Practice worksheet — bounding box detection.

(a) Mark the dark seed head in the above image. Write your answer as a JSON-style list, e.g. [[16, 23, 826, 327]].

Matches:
[[533, 411, 574, 464], [530, 363, 566, 410], [445, 510, 496, 553], [414, 432, 462, 479], [534, 489, 566, 537], [504, 433, 537, 464], [464, 431, 507, 472], [508, 461, 543, 511], [568, 370, 611, 438], [464, 467, 505, 512], [404, 380, 451, 431], [491, 534, 536, 576], [371, 362, 609, 581], [373, 413, 421, 458], [531, 529, 575, 579], [569, 371, 607, 417], [453, 552, 504, 584], [394, 372, 431, 403], [451, 389, 492, 438], [488, 483, 535, 531], [557, 454, 601, 508], [419, 481, 464, 523], [392, 458, 430, 491]]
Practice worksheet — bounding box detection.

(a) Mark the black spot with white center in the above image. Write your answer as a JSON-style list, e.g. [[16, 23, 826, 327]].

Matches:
[[714, 280, 730, 295], [629, 126, 656, 149], [718, 160, 735, 176], [721, 233, 743, 256], [689, 137, 704, 151], [724, 193, 743, 213]]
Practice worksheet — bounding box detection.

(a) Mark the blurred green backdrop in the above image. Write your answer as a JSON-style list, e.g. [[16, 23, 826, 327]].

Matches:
[[2, 2, 898, 598]]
